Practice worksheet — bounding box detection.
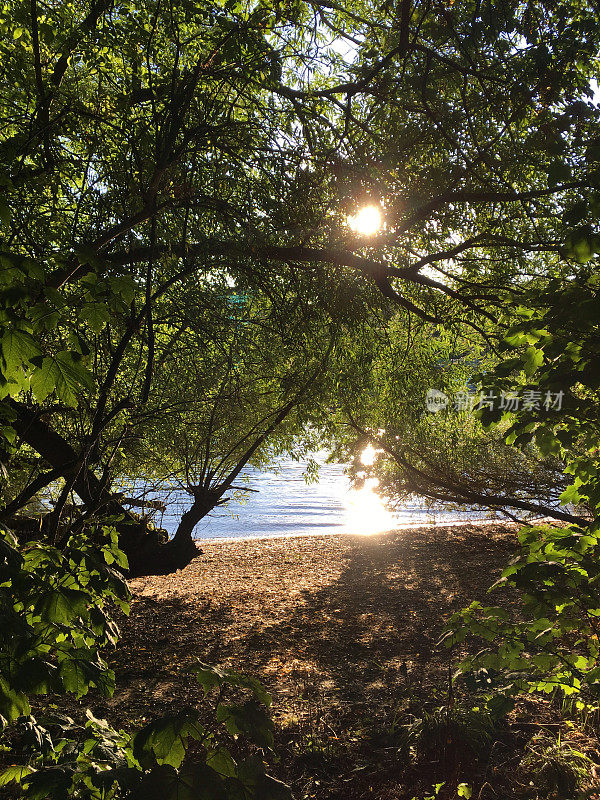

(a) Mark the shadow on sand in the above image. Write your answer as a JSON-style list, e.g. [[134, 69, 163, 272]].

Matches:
[[102, 524, 517, 724]]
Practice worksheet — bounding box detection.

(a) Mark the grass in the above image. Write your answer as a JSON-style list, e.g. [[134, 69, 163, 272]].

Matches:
[[518, 732, 592, 799]]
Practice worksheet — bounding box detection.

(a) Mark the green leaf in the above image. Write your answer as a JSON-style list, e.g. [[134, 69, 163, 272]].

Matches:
[[131, 763, 228, 800], [0, 765, 35, 787], [0, 677, 31, 725], [17, 656, 58, 694], [0, 329, 40, 376], [191, 661, 271, 706], [33, 587, 89, 625], [205, 747, 237, 778], [108, 275, 137, 304], [91, 766, 142, 793], [30, 351, 95, 405], [457, 783, 472, 798], [216, 701, 274, 749], [523, 346, 543, 376], [535, 427, 561, 456], [133, 710, 204, 769], [494, 357, 522, 377], [237, 756, 291, 798], [559, 482, 583, 505], [79, 302, 110, 333], [485, 693, 515, 719], [59, 659, 88, 698], [564, 230, 600, 263], [16, 766, 72, 799]]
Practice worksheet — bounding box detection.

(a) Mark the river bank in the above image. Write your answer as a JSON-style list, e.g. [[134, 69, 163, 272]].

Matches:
[[84, 522, 593, 798], [111, 524, 519, 728]]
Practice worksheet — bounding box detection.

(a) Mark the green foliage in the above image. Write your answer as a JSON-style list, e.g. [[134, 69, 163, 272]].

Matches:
[[446, 261, 600, 714], [518, 732, 591, 798], [133, 710, 205, 770], [0, 522, 288, 798], [406, 705, 495, 762], [191, 662, 272, 707], [331, 318, 566, 521], [0, 251, 96, 406], [1, 663, 290, 800], [0, 525, 129, 723], [444, 523, 600, 704], [0, 524, 288, 798], [410, 781, 473, 800], [410, 782, 445, 800], [477, 273, 600, 518], [3, 0, 600, 795]]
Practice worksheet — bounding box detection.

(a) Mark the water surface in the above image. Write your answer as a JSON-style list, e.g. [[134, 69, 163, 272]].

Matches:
[[139, 458, 495, 540]]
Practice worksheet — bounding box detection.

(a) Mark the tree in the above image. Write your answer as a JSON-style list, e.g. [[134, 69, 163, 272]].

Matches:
[[441, 269, 600, 709], [3, 0, 600, 797], [330, 316, 585, 525], [311, 0, 600, 527], [2, 0, 600, 571], [0, 524, 290, 799], [1, 0, 384, 573]]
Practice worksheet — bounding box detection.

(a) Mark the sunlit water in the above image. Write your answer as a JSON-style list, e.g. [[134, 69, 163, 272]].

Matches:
[[138, 457, 496, 541]]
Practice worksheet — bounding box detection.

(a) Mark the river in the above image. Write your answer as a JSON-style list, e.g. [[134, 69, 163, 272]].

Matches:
[[135, 457, 496, 541]]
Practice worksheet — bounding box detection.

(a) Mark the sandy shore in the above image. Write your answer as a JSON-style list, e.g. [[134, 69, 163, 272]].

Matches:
[[86, 522, 600, 799], [104, 523, 518, 724]]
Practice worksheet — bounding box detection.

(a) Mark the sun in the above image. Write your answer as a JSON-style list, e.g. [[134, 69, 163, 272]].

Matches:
[[347, 205, 383, 236], [360, 444, 378, 466]]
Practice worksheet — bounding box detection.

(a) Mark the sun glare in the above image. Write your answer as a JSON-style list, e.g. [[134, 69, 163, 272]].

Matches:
[[360, 444, 378, 466], [344, 478, 395, 536], [347, 205, 382, 236]]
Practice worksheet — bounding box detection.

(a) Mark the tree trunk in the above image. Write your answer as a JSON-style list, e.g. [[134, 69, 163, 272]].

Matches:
[[125, 526, 201, 577], [8, 400, 129, 518], [6, 401, 203, 577]]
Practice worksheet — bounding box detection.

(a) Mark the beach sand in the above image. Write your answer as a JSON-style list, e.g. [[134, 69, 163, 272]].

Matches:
[[96, 523, 532, 797], [119, 523, 519, 711]]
